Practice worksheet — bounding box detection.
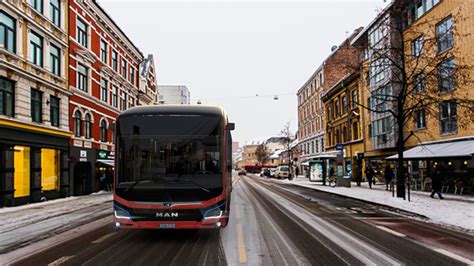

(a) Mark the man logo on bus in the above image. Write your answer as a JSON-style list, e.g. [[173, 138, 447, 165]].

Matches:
[[156, 212, 179, 218]]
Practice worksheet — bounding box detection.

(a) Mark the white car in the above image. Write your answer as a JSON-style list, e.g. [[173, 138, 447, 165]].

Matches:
[[276, 166, 290, 179]]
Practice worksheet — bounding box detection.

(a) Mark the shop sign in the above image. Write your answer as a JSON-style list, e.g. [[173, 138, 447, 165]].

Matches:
[[73, 140, 83, 147], [80, 150, 87, 158], [84, 141, 92, 148], [97, 149, 114, 160]]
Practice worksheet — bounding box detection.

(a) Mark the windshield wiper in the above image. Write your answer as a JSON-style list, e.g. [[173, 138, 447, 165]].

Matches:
[[181, 179, 210, 193], [125, 179, 151, 192]]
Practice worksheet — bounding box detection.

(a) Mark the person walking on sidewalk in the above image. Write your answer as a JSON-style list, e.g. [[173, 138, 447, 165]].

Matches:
[[430, 170, 444, 199], [384, 164, 394, 191], [365, 165, 375, 189]]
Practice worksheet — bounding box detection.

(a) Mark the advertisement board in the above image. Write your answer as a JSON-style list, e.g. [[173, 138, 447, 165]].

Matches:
[[309, 161, 324, 182]]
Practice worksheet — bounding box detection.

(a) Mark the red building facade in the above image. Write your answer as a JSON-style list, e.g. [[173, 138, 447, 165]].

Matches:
[[68, 1, 143, 195]]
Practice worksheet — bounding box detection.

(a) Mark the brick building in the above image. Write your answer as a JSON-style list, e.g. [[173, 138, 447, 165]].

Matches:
[[0, 0, 70, 206], [68, 1, 144, 195], [297, 28, 362, 175]]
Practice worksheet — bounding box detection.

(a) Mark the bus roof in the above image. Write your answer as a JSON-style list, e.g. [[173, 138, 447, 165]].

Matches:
[[118, 105, 226, 118]]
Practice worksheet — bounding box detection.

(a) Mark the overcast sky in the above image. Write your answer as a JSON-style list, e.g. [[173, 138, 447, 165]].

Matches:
[[100, 0, 387, 145]]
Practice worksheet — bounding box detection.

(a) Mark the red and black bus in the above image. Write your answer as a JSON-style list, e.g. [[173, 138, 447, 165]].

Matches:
[[113, 105, 234, 229]]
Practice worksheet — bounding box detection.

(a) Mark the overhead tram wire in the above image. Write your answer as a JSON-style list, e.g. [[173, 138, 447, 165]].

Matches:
[[196, 92, 294, 104]]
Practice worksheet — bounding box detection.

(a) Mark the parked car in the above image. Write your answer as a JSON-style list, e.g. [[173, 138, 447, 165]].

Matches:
[[269, 168, 277, 178], [276, 165, 290, 179], [238, 169, 247, 176], [260, 168, 271, 177]]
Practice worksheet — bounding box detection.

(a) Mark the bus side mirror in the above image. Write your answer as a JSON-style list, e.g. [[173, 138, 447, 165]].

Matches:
[[227, 123, 235, 131], [109, 123, 116, 131]]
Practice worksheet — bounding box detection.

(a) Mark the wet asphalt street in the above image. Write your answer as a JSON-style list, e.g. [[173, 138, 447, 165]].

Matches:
[[11, 173, 474, 265]]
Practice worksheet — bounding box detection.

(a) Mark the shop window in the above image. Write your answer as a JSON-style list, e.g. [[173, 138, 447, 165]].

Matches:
[[41, 149, 60, 191], [14, 146, 30, 198]]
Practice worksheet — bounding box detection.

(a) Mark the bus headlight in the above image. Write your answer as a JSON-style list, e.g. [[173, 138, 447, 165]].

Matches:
[[203, 203, 224, 219], [114, 205, 131, 220]]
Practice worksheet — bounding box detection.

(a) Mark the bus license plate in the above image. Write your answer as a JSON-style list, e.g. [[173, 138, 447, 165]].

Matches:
[[160, 224, 176, 229]]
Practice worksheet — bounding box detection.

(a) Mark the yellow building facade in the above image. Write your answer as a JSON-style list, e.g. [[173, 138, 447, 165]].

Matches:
[[1, 1, 71, 206], [322, 72, 365, 179]]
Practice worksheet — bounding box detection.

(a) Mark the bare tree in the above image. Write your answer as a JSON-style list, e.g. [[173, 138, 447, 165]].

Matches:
[[353, 2, 474, 198], [280, 121, 295, 177], [255, 144, 270, 166]]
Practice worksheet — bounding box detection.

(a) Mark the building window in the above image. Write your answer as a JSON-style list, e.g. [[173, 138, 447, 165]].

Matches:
[[112, 85, 118, 107], [415, 109, 426, 129], [334, 99, 340, 117], [29, 31, 43, 67], [0, 11, 16, 53], [436, 16, 453, 53], [100, 79, 108, 102], [50, 44, 60, 76], [50, 96, 60, 127], [84, 113, 92, 139], [100, 119, 107, 142], [368, 124, 372, 138], [31, 88, 42, 123], [30, 0, 43, 13], [414, 72, 425, 93], [100, 39, 107, 63], [112, 50, 118, 71], [440, 101, 457, 134], [352, 121, 359, 140], [77, 63, 88, 92], [129, 66, 135, 84], [412, 36, 423, 57], [74, 110, 81, 137], [76, 18, 87, 47], [0, 77, 14, 117], [129, 96, 135, 108], [50, 0, 60, 27], [341, 95, 347, 113], [121, 92, 127, 111], [351, 90, 358, 109], [438, 58, 455, 93], [122, 59, 127, 79]]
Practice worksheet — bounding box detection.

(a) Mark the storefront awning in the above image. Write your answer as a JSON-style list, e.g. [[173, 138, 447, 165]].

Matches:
[[97, 159, 115, 166], [386, 138, 474, 160]]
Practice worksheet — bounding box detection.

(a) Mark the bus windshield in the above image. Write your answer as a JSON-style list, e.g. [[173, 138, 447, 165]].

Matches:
[[116, 114, 224, 202]]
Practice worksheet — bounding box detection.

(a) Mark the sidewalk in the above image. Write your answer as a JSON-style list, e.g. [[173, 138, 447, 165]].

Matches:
[[277, 176, 474, 233]]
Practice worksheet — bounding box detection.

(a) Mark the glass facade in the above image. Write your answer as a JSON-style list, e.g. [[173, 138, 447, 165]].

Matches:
[[41, 149, 60, 191], [13, 146, 31, 198]]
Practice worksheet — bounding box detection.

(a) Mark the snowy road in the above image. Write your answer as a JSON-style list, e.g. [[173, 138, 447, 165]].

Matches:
[[7, 174, 474, 265]]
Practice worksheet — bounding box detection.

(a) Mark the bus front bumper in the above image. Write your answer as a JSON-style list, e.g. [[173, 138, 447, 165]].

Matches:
[[113, 217, 228, 229]]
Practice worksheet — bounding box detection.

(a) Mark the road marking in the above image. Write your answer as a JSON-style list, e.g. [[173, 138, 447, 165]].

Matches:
[[235, 204, 241, 220], [48, 255, 74, 266], [91, 232, 115, 244], [375, 225, 406, 237], [433, 248, 474, 265], [237, 223, 248, 263]]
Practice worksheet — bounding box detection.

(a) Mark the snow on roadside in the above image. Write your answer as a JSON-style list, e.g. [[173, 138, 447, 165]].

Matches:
[[269, 176, 474, 232]]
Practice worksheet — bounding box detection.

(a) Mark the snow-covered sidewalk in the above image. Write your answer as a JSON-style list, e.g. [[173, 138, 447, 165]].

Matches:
[[274, 176, 474, 233], [0, 191, 112, 254]]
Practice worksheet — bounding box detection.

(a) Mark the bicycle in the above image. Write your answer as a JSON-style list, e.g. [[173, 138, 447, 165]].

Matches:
[[327, 175, 337, 187]]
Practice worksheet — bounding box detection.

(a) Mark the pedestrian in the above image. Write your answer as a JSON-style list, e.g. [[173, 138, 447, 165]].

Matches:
[[430, 169, 444, 199], [384, 164, 394, 191], [329, 166, 335, 179], [365, 165, 374, 189]]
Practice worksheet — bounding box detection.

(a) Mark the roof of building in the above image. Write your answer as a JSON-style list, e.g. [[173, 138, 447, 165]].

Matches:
[[93, 0, 143, 58]]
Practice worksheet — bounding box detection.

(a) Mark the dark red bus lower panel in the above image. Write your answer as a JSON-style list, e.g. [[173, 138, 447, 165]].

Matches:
[[114, 217, 229, 229]]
